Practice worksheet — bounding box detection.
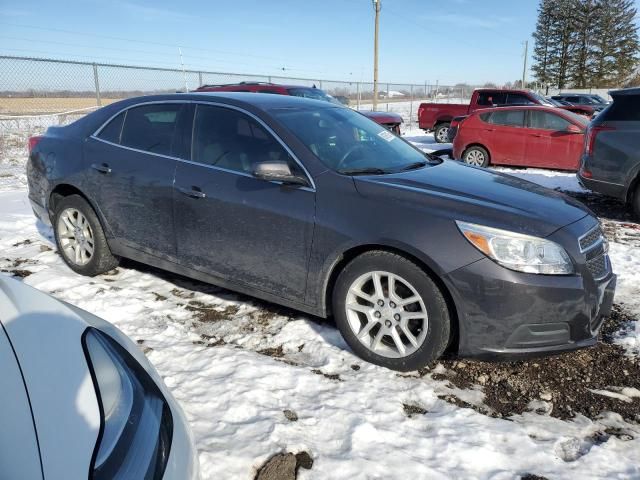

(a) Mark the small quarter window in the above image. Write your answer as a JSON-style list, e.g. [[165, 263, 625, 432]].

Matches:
[[97, 112, 125, 144]]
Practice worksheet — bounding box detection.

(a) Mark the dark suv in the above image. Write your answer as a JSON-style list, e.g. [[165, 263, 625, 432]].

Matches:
[[195, 82, 403, 134], [578, 88, 640, 217], [552, 93, 609, 112]]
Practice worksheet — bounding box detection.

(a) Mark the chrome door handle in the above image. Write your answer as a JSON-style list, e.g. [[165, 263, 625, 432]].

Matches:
[[177, 186, 206, 199], [91, 163, 112, 174]]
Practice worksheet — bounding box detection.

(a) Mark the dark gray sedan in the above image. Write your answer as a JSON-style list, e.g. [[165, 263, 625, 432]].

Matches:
[[27, 93, 616, 371]]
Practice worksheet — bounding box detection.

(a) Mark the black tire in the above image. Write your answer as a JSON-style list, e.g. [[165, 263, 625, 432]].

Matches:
[[633, 184, 640, 219], [433, 123, 451, 144], [332, 251, 450, 371], [53, 194, 119, 276], [462, 146, 490, 168]]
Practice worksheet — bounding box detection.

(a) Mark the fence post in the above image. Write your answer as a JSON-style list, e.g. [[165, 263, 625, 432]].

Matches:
[[409, 84, 414, 129], [268, 76, 272, 83], [198, 71, 203, 87], [386, 83, 390, 111], [92, 63, 102, 107], [357, 82, 361, 109], [318, 80, 323, 89]]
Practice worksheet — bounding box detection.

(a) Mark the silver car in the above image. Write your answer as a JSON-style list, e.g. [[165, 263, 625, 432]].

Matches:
[[0, 275, 199, 479]]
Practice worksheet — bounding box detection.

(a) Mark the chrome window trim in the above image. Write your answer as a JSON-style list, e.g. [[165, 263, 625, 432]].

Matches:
[[90, 99, 316, 191]]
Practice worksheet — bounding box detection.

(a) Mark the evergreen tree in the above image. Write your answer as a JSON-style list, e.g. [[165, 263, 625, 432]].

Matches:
[[532, 0, 556, 88], [570, 0, 599, 87], [531, 0, 639, 88]]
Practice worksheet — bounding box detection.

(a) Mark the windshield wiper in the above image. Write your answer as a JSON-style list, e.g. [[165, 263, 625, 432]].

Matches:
[[399, 161, 428, 171], [338, 167, 390, 176]]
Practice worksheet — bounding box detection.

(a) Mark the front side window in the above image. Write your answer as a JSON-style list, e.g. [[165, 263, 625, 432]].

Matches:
[[528, 111, 572, 130], [120, 104, 182, 156], [271, 106, 437, 174], [487, 110, 525, 127], [192, 104, 295, 175], [97, 112, 125, 144]]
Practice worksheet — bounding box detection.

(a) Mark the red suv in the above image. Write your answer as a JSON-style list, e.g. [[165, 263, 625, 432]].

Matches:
[[195, 82, 403, 134], [452, 106, 588, 171]]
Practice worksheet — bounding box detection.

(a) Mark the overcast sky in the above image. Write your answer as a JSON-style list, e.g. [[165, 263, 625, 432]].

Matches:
[[1, 0, 639, 86]]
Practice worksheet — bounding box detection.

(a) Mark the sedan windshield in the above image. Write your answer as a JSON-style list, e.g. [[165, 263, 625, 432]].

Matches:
[[272, 106, 436, 174]]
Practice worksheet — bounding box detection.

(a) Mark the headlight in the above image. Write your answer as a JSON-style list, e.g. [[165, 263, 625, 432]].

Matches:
[[456, 221, 574, 275], [83, 329, 173, 480]]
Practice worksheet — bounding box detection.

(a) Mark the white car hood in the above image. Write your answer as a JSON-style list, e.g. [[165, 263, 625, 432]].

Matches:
[[0, 277, 100, 480]]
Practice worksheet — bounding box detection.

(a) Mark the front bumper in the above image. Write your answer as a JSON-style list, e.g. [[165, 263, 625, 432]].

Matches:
[[444, 257, 616, 360]]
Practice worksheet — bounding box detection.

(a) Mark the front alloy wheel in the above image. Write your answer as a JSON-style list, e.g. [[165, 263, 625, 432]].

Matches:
[[345, 271, 428, 358], [333, 251, 450, 371]]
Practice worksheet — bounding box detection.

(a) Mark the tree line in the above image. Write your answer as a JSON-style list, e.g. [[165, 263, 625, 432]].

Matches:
[[532, 0, 639, 89]]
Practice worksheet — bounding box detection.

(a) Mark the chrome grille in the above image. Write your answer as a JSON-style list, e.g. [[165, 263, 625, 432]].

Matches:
[[579, 226, 603, 252], [586, 254, 609, 280]]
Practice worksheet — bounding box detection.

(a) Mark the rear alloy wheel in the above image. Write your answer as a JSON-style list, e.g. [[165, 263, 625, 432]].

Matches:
[[53, 194, 119, 276], [333, 251, 450, 371], [463, 146, 490, 167], [433, 123, 451, 144]]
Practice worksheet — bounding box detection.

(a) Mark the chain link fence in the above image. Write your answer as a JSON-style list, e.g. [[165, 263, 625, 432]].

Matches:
[[0, 55, 474, 129]]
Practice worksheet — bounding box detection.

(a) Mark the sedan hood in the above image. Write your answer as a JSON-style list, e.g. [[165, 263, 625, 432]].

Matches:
[[354, 160, 590, 237]]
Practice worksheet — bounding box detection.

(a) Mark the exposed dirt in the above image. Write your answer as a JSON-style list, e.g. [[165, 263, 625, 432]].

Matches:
[[185, 300, 240, 323], [311, 369, 342, 381], [403, 403, 428, 417], [283, 409, 298, 422], [425, 308, 640, 423], [254, 452, 313, 480], [563, 190, 636, 223]]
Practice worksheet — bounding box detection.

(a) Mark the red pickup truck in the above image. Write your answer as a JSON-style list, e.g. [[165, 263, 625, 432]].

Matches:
[[418, 89, 594, 143]]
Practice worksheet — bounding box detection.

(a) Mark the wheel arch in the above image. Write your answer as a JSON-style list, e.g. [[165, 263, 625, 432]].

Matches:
[[49, 184, 112, 237], [322, 243, 460, 353], [462, 143, 491, 163]]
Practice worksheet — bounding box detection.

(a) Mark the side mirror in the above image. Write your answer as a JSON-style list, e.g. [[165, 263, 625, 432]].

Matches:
[[565, 124, 583, 134], [253, 161, 308, 186]]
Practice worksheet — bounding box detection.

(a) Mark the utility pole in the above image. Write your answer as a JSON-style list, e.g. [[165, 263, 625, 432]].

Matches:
[[522, 40, 528, 89], [372, 0, 381, 111], [179, 47, 188, 92]]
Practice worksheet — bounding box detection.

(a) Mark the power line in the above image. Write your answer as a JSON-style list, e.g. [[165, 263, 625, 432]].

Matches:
[[0, 21, 366, 73]]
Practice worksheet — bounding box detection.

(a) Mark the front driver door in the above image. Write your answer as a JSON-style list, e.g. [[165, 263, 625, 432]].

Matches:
[[173, 103, 315, 301]]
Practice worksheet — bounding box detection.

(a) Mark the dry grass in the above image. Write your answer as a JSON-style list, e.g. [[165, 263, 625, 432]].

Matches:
[[0, 97, 120, 116]]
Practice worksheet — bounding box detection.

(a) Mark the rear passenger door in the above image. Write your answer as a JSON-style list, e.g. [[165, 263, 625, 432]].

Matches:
[[481, 109, 527, 165], [85, 102, 189, 258], [172, 103, 315, 301]]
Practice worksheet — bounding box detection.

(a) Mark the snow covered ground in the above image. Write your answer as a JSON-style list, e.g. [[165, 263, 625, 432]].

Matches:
[[1, 127, 639, 479]]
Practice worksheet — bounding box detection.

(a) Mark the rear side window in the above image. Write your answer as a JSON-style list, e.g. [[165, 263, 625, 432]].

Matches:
[[528, 111, 571, 130], [487, 110, 525, 127], [477, 92, 507, 106], [120, 104, 183, 156], [97, 112, 125, 144], [602, 95, 640, 121]]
